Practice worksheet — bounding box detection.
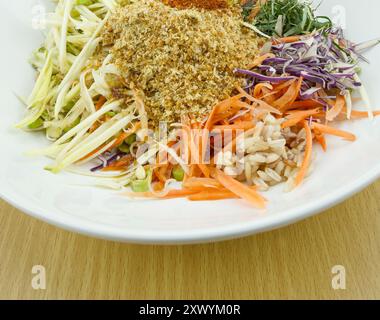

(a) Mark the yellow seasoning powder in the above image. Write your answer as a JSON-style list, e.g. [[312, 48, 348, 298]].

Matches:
[[102, 0, 261, 125]]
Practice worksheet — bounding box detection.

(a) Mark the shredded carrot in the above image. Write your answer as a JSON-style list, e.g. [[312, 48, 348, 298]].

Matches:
[[204, 97, 234, 130], [188, 190, 239, 201], [311, 122, 356, 141], [295, 121, 313, 187], [102, 155, 134, 171], [89, 121, 100, 133], [95, 96, 107, 110], [343, 109, 380, 118], [272, 81, 297, 109], [261, 88, 278, 104], [130, 183, 259, 202], [166, 142, 182, 166], [247, 53, 275, 69], [194, 125, 212, 178], [314, 130, 327, 152], [188, 164, 202, 178], [162, 189, 201, 199], [108, 122, 142, 150], [155, 165, 169, 183], [239, 111, 254, 122], [247, 0, 267, 21], [183, 177, 223, 189], [236, 86, 282, 114], [273, 36, 302, 44], [252, 82, 273, 98], [198, 164, 210, 178], [230, 99, 253, 110], [214, 121, 255, 131], [184, 125, 210, 178], [326, 94, 345, 121], [111, 133, 130, 149], [198, 163, 210, 178], [152, 181, 165, 192], [272, 79, 296, 91], [214, 169, 266, 208], [289, 99, 323, 110], [282, 108, 321, 128], [273, 77, 303, 111], [288, 77, 303, 109], [127, 188, 200, 200]]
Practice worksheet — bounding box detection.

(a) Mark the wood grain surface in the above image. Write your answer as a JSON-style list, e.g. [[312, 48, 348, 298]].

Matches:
[[0, 180, 379, 300]]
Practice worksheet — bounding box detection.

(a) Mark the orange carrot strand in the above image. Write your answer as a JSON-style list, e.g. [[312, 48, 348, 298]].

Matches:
[[295, 121, 313, 187]]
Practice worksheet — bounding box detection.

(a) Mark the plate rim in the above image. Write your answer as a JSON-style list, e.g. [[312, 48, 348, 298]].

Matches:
[[1, 163, 379, 244]]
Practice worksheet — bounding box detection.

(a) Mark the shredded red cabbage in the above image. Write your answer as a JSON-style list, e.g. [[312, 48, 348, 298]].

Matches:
[[90, 152, 125, 172], [235, 28, 373, 100]]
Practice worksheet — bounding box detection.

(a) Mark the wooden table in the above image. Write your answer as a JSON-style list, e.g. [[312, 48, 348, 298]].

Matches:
[[0, 181, 379, 300]]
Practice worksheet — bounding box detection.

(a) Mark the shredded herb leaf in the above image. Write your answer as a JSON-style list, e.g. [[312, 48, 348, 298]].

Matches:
[[247, 0, 332, 37]]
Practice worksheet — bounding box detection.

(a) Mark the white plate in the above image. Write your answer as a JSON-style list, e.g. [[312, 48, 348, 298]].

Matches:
[[0, 0, 379, 244]]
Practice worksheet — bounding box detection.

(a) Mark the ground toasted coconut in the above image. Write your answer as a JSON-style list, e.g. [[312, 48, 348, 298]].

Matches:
[[102, 0, 261, 125], [162, 0, 230, 10]]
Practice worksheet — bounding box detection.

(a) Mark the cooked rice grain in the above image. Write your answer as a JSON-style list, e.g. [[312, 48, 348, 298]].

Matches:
[[216, 113, 311, 191]]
